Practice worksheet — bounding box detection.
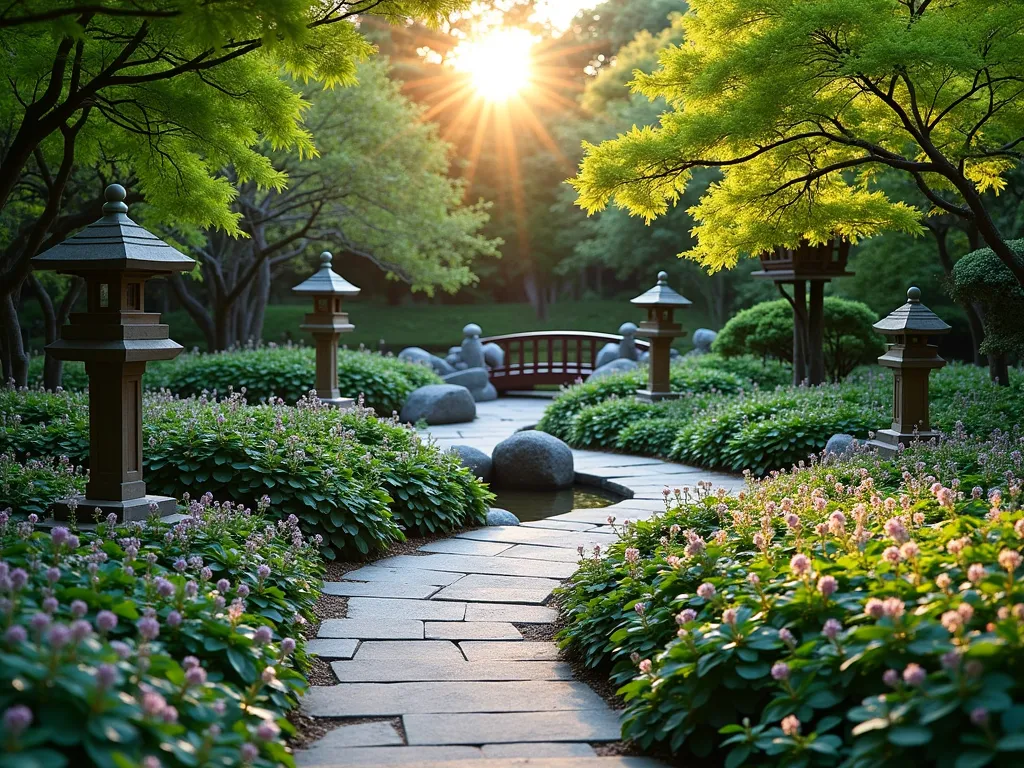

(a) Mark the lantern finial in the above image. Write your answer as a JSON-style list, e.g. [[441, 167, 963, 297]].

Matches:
[[320, 251, 333, 267], [657, 271, 668, 284], [907, 286, 921, 303], [102, 183, 128, 215]]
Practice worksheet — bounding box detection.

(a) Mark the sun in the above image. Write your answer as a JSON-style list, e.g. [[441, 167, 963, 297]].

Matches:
[[452, 28, 535, 101]]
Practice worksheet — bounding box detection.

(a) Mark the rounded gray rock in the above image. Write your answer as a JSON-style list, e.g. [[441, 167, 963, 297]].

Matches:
[[451, 445, 493, 482], [470, 382, 498, 403], [486, 508, 520, 526], [461, 323, 486, 368], [492, 431, 574, 490], [692, 328, 717, 354], [618, 322, 640, 361], [400, 384, 476, 425], [595, 341, 620, 369], [824, 433, 856, 458], [588, 358, 638, 381], [443, 367, 490, 391], [482, 342, 505, 369]]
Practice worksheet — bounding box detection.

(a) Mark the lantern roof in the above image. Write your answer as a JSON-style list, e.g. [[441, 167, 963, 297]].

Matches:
[[32, 184, 194, 273], [874, 287, 951, 334], [292, 252, 361, 296], [631, 272, 692, 308]]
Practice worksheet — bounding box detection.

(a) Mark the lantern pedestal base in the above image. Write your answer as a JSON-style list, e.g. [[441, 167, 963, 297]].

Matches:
[[51, 494, 177, 523], [866, 428, 944, 459], [635, 390, 683, 403]]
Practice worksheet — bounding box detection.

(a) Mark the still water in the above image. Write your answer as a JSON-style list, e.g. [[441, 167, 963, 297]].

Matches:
[[489, 485, 618, 523]]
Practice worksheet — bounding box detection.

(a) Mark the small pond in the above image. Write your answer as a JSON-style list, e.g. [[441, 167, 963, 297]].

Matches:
[[490, 484, 620, 523]]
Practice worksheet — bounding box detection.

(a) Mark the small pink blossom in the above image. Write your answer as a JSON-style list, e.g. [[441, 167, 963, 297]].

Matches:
[[696, 582, 715, 600], [817, 575, 837, 597], [781, 715, 800, 736], [638, 659, 652, 674], [789, 553, 811, 576], [771, 662, 790, 681], [903, 663, 926, 687]]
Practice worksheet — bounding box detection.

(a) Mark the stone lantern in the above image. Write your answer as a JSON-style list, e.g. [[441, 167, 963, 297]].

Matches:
[[867, 287, 951, 457], [752, 238, 854, 386], [31, 184, 194, 521], [292, 251, 360, 408], [631, 271, 692, 402]]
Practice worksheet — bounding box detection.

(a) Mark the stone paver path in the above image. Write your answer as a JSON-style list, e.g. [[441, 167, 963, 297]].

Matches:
[[297, 397, 742, 768]]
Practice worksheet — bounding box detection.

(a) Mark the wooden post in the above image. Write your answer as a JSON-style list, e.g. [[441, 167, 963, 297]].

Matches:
[[807, 280, 825, 385]]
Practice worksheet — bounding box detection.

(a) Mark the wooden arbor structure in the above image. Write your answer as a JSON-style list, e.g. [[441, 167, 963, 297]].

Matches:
[[292, 251, 360, 408], [32, 184, 193, 521], [868, 287, 951, 456], [753, 239, 853, 385]]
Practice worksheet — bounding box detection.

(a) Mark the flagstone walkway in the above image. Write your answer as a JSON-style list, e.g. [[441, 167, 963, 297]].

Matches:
[[296, 397, 743, 768]]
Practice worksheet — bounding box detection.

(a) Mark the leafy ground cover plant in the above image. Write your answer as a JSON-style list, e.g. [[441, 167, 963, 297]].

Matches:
[[558, 440, 1024, 767], [0, 453, 85, 516], [0, 494, 322, 768], [145, 346, 441, 414], [0, 387, 490, 559]]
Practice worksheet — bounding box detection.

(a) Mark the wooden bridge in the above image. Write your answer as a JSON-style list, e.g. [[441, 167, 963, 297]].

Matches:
[[480, 331, 650, 392]]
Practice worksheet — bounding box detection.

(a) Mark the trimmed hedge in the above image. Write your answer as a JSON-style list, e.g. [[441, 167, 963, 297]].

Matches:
[[0, 388, 491, 559]]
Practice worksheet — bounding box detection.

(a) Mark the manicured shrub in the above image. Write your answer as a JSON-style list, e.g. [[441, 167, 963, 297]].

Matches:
[[0, 496, 322, 768], [616, 417, 686, 457], [950, 240, 1024, 362], [670, 385, 885, 475], [687, 353, 792, 389], [713, 297, 884, 381], [569, 398, 662, 449], [558, 453, 1024, 766], [147, 346, 441, 414], [538, 364, 747, 442], [0, 388, 490, 559]]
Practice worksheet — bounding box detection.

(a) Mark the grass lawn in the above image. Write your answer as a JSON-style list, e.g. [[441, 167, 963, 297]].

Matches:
[[164, 299, 715, 353]]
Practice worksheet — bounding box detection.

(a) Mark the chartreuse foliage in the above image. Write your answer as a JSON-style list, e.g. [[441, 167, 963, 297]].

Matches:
[[0, 387, 491, 559], [0, 495, 323, 767], [572, 0, 1024, 273], [558, 445, 1024, 766], [713, 298, 883, 381], [144, 346, 441, 414]]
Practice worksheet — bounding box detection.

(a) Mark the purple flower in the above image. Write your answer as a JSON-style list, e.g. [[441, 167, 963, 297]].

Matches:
[[822, 619, 842, 641], [95, 663, 118, 689], [154, 578, 175, 598], [200, 567, 213, 582], [29, 613, 51, 633], [141, 691, 167, 717], [883, 668, 900, 687], [256, 564, 271, 581], [778, 627, 796, 647], [280, 637, 296, 655], [185, 581, 198, 598], [96, 610, 118, 633], [42, 597, 58, 614], [136, 616, 160, 641], [255, 720, 280, 742], [162, 706, 178, 724], [70, 620, 92, 642], [110, 641, 132, 660], [237, 583, 250, 598], [253, 626, 273, 646], [971, 707, 989, 727], [217, 578, 230, 593], [45, 567, 60, 585], [70, 600, 88, 618], [903, 663, 926, 687], [696, 583, 715, 600], [67, 535, 80, 551], [51, 527, 69, 547], [5, 625, 27, 644], [185, 665, 207, 687], [240, 743, 259, 761], [9, 568, 27, 591], [47, 623, 71, 649], [789, 553, 811, 576], [183, 655, 200, 670], [173, 558, 187, 572], [2, 705, 32, 736], [771, 662, 790, 681], [167, 611, 182, 628]]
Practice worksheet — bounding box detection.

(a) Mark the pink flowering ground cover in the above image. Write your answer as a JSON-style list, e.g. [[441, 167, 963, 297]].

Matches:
[[0, 495, 323, 768], [558, 437, 1024, 767]]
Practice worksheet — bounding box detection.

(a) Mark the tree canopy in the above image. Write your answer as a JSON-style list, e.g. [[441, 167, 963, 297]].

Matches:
[[572, 0, 1024, 289]]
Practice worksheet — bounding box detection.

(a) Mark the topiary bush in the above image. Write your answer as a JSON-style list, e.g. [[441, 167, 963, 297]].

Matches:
[[713, 297, 884, 381], [0, 387, 490, 559], [558, 453, 1024, 766], [146, 345, 441, 414], [687, 353, 792, 389], [0, 495, 322, 768], [950, 240, 1024, 365]]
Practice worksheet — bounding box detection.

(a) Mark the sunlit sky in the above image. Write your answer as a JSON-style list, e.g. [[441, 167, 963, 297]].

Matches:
[[533, 0, 589, 30]]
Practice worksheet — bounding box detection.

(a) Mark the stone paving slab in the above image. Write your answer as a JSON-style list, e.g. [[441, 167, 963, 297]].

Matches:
[[464, 603, 558, 624], [330, 660, 573, 682], [343, 565, 465, 586], [403, 708, 622, 745], [419, 539, 515, 557], [496, 544, 583, 563], [376, 553, 576, 580], [457, 527, 618, 551], [302, 680, 605, 717], [431, 574, 561, 604], [587, 464, 706, 479], [353, 641, 465, 661], [520, 520, 598, 532], [459, 641, 559, 661], [482, 743, 597, 758], [305, 638, 359, 659], [302, 721, 403, 749], [318, 618, 424, 640], [322, 581, 440, 599], [347, 597, 467, 621], [571, 455, 666, 468], [425, 621, 523, 641], [297, 745, 482, 766]]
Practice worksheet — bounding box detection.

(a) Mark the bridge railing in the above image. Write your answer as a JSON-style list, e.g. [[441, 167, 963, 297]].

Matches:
[[480, 331, 649, 392]]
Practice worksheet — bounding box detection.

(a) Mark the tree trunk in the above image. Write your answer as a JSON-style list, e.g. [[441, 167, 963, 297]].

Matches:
[[168, 274, 216, 351], [249, 259, 270, 344], [1, 289, 29, 387], [523, 272, 548, 321]]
